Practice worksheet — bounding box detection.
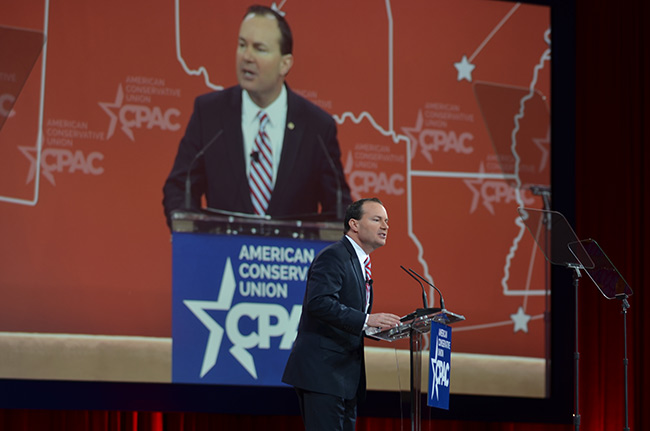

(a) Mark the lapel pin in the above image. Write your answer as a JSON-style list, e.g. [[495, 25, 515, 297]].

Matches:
[[287, 122, 295, 130]]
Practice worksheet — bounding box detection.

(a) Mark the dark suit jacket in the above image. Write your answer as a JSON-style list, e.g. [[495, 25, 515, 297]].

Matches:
[[162, 85, 351, 226], [282, 237, 372, 401]]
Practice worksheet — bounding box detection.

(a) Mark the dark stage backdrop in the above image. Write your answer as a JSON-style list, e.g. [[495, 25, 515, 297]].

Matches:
[[1, 0, 648, 430]]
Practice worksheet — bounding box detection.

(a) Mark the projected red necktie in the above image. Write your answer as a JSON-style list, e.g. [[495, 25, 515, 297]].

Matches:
[[364, 256, 372, 311], [249, 111, 273, 215]]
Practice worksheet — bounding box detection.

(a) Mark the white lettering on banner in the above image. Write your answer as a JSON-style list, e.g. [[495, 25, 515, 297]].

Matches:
[[226, 303, 301, 350], [421, 129, 474, 155], [430, 333, 451, 401], [99, 84, 182, 141], [0, 93, 16, 117], [239, 281, 288, 298], [223, 303, 302, 378], [349, 171, 404, 195], [402, 109, 475, 164], [238, 263, 308, 281], [19, 146, 105, 186], [464, 176, 535, 215], [118, 105, 181, 139], [238, 245, 314, 264], [43, 149, 104, 175]]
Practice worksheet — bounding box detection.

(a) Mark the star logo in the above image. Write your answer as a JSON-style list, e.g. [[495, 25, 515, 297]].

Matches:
[[510, 306, 532, 333], [430, 334, 441, 401], [401, 110, 432, 163], [98, 84, 133, 141], [454, 55, 476, 82], [183, 257, 258, 379], [18, 145, 55, 186], [463, 163, 494, 214]]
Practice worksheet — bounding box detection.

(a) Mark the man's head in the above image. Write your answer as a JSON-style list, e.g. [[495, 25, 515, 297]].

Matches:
[[344, 198, 389, 254], [237, 5, 294, 108]]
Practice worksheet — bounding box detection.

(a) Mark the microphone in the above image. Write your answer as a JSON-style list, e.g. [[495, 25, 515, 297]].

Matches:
[[250, 150, 260, 163], [185, 129, 223, 210], [400, 265, 429, 309], [316, 135, 343, 220], [407, 268, 446, 311]]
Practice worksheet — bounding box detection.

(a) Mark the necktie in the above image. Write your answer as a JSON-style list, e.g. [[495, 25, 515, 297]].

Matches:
[[364, 256, 372, 311], [249, 111, 273, 215]]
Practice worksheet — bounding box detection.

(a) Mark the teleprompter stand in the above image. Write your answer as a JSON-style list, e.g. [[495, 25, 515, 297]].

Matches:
[[519, 208, 634, 431], [568, 239, 634, 431], [518, 208, 594, 431], [367, 309, 465, 431]]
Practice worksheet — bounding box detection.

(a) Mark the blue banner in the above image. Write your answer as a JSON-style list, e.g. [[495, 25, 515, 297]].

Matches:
[[427, 322, 452, 410], [171, 232, 333, 386]]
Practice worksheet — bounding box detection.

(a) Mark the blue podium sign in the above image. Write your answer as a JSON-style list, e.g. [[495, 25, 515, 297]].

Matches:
[[171, 232, 333, 386], [428, 321, 452, 410]]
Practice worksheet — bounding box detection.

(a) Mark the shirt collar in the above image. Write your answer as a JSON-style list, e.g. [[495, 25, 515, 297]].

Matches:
[[242, 85, 288, 129], [345, 235, 370, 264]]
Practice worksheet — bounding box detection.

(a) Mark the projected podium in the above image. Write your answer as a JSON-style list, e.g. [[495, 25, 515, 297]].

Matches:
[[368, 308, 465, 431], [170, 210, 341, 386]]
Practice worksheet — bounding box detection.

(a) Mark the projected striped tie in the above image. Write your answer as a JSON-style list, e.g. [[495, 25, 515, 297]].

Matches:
[[249, 111, 273, 215]]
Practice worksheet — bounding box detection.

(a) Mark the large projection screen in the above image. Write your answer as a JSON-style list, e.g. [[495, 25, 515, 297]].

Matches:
[[0, 0, 573, 422]]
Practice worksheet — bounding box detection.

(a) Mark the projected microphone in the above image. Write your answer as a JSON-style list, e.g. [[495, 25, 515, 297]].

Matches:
[[317, 135, 343, 220], [407, 268, 446, 311], [184, 129, 223, 210], [529, 185, 551, 197], [250, 150, 260, 163]]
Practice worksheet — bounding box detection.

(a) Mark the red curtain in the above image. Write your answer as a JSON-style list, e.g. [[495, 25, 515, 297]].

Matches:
[[574, 0, 649, 430], [1, 0, 648, 429]]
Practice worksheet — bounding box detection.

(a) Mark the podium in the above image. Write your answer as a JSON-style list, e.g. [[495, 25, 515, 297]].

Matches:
[[368, 309, 466, 431], [170, 209, 341, 385]]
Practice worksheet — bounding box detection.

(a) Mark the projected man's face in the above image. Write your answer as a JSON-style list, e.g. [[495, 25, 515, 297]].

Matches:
[[236, 14, 293, 108]]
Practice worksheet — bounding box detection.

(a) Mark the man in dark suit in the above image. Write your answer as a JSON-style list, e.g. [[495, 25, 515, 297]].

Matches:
[[162, 5, 351, 227], [282, 198, 401, 431]]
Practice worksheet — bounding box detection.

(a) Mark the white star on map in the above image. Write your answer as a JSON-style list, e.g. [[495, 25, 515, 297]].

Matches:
[[510, 306, 532, 333], [454, 55, 476, 82]]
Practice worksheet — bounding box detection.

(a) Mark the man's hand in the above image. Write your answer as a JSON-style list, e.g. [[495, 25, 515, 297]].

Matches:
[[367, 312, 401, 329]]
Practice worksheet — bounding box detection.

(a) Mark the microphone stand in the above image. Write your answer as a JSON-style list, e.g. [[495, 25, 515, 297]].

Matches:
[[568, 263, 582, 431], [399, 266, 441, 321], [317, 135, 343, 220], [616, 293, 631, 431]]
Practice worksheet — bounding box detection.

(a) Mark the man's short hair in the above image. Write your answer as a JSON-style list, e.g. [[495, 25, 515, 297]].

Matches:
[[344, 198, 383, 233], [244, 5, 293, 55]]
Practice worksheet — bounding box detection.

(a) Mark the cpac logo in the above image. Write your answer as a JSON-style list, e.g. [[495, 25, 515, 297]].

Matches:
[[0, 93, 16, 118], [98, 84, 181, 141], [184, 258, 301, 380], [19, 146, 104, 186], [349, 171, 404, 196], [464, 165, 534, 215], [430, 330, 451, 402], [402, 110, 474, 164]]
